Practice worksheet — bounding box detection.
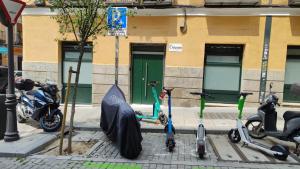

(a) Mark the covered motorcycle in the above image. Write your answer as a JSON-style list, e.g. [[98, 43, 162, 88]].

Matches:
[[100, 85, 143, 159]]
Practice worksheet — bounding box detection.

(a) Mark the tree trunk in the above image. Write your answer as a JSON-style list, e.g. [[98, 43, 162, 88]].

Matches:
[[67, 42, 85, 154]]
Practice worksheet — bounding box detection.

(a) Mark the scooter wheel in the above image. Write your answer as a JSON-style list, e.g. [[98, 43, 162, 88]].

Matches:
[[271, 145, 289, 161], [167, 139, 175, 152], [198, 144, 205, 159], [164, 125, 175, 134], [228, 129, 241, 143]]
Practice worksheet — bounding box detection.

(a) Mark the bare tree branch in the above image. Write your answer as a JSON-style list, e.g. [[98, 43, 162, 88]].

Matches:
[[61, 2, 79, 41]]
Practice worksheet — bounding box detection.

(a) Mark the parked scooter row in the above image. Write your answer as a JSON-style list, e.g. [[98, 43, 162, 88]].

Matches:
[[135, 82, 299, 160], [185, 83, 300, 161]]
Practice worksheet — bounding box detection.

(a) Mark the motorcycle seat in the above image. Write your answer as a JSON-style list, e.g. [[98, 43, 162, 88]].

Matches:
[[283, 111, 300, 122]]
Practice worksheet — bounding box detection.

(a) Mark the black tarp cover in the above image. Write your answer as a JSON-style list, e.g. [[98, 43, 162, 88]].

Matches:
[[100, 85, 142, 159]]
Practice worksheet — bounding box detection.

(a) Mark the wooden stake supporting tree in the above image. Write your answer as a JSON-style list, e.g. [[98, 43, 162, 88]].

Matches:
[[59, 66, 75, 155]]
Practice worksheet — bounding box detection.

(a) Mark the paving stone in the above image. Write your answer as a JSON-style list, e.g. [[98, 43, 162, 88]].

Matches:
[[0, 132, 60, 157]]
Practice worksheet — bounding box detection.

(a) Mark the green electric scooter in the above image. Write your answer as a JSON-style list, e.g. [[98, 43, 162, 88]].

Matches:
[[190, 92, 210, 158], [135, 81, 167, 125], [228, 92, 289, 161]]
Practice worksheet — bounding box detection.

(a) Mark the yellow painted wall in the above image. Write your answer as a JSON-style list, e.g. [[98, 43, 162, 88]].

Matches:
[[175, 0, 289, 6], [175, 0, 204, 6], [268, 17, 300, 70], [272, 0, 288, 5], [24, 0, 291, 6], [23, 15, 266, 69], [0, 24, 5, 41], [93, 16, 265, 69], [23, 16, 61, 63]]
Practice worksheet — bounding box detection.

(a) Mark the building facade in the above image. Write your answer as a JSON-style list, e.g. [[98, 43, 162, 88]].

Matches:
[[22, 0, 300, 106], [0, 21, 23, 70]]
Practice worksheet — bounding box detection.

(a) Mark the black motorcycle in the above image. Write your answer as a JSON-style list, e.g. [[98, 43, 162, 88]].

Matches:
[[246, 83, 300, 155]]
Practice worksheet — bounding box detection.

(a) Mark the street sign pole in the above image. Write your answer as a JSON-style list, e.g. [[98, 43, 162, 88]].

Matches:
[[115, 35, 119, 85], [108, 7, 127, 86], [0, 0, 26, 142]]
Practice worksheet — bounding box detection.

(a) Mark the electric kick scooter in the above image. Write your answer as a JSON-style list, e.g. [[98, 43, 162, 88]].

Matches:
[[190, 92, 210, 159], [135, 81, 168, 125], [160, 87, 176, 152], [228, 92, 289, 161], [190, 92, 209, 159]]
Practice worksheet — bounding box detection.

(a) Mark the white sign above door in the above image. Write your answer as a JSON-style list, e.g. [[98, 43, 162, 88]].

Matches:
[[169, 43, 183, 52]]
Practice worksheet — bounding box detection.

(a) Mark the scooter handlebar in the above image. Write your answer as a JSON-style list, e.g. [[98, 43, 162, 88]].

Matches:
[[163, 87, 174, 92], [240, 92, 253, 97], [148, 81, 159, 86]]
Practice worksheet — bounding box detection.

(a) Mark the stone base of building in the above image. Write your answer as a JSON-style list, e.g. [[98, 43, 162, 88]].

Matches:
[[22, 62, 286, 107]]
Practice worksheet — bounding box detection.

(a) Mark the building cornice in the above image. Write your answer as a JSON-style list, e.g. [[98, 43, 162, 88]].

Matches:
[[22, 7, 300, 16]]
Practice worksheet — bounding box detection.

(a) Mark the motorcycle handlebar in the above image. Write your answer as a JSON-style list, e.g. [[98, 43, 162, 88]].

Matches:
[[34, 81, 42, 87]]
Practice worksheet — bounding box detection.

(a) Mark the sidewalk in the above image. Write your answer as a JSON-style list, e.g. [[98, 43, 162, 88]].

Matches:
[[1, 105, 299, 167], [15, 105, 300, 138], [62, 105, 300, 132]]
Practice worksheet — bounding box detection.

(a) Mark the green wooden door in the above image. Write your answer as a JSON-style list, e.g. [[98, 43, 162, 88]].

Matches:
[[131, 52, 163, 104]]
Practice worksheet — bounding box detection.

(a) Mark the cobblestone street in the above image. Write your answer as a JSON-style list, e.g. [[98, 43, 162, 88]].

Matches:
[[0, 155, 299, 169], [1, 131, 300, 169]]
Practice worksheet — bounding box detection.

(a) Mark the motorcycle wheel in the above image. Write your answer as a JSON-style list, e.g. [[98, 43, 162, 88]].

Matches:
[[17, 114, 26, 123], [245, 120, 266, 139], [228, 129, 241, 143], [40, 110, 63, 132], [271, 145, 289, 161], [16, 104, 26, 123]]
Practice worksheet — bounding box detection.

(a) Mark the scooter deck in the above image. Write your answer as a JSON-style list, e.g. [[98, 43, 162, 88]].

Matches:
[[251, 140, 270, 149]]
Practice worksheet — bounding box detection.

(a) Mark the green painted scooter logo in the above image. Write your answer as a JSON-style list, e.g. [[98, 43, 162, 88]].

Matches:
[[83, 162, 142, 169]]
